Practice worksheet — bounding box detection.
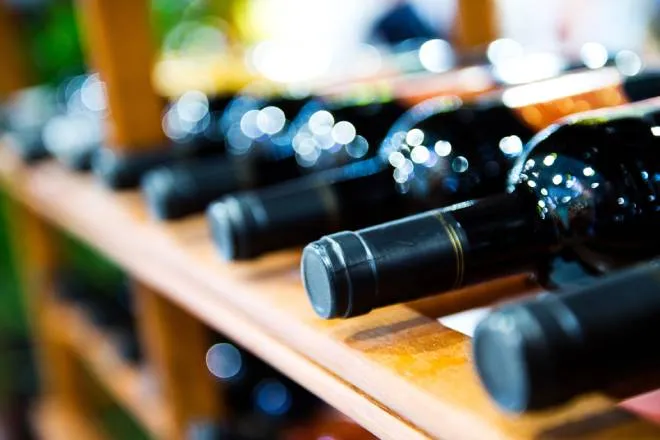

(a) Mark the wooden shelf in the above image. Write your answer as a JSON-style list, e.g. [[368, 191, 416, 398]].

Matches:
[[3, 147, 660, 440], [45, 300, 174, 439], [31, 398, 108, 440]]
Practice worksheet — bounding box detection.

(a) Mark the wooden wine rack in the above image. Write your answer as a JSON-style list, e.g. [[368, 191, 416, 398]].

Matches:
[[2, 0, 660, 439]]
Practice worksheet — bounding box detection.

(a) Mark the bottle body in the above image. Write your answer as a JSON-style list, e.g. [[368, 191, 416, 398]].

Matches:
[[301, 97, 660, 318], [474, 258, 660, 412], [213, 68, 660, 260]]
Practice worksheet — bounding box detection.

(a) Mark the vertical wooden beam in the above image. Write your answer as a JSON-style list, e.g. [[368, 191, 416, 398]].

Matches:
[[453, 0, 499, 52], [4, 202, 88, 409], [134, 282, 223, 439], [0, 3, 32, 97], [75, 0, 165, 152]]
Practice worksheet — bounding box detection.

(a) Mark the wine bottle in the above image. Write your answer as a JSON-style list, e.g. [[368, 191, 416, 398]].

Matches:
[[143, 69, 486, 220], [474, 258, 660, 412], [211, 67, 660, 260], [1, 85, 58, 163], [206, 339, 321, 438], [41, 73, 107, 170], [302, 97, 660, 318], [142, 92, 317, 218], [92, 91, 234, 188], [53, 265, 142, 364], [144, 44, 637, 221]]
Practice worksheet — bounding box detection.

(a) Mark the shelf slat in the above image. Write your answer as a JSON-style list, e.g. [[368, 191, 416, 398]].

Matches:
[[31, 398, 108, 440], [3, 148, 660, 440], [46, 301, 174, 439]]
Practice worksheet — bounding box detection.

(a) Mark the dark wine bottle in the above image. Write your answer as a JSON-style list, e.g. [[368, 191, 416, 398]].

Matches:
[[302, 97, 660, 318], [142, 70, 474, 220], [206, 339, 321, 439], [141, 92, 316, 219], [212, 67, 660, 260], [40, 73, 108, 170], [1, 85, 58, 163], [473, 258, 660, 412], [92, 92, 233, 188], [53, 267, 142, 364]]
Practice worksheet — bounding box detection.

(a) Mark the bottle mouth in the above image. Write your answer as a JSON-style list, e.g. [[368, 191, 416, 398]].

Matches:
[[473, 302, 561, 413], [207, 196, 262, 261], [301, 232, 378, 319], [142, 168, 181, 220]]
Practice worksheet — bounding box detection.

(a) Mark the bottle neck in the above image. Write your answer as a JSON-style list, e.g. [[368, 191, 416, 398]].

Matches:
[[448, 190, 557, 285]]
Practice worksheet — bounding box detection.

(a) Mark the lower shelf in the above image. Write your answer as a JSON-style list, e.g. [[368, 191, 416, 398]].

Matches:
[[31, 398, 108, 440], [46, 302, 174, 439]]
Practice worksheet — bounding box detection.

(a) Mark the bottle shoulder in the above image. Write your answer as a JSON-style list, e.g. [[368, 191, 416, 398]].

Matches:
[[510, 114, 660, 268]]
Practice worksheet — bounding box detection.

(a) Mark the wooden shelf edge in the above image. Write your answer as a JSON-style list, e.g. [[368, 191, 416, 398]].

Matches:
[[46, 301, 174, 439], [3, 149, 659, 440], [31, 398, 108, 440]]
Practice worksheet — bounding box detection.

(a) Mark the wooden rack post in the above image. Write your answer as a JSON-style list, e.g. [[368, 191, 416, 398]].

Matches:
[[454, 0, 498, 52], [74, 1, 225, 438], [5, 201, 96, 421], [135, 283, 223, 439], [0, 3, 33, 97], [74, 0, 166, 152]]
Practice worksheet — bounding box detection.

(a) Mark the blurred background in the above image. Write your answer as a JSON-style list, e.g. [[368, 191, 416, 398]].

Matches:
[[1, 0, 660, 438]]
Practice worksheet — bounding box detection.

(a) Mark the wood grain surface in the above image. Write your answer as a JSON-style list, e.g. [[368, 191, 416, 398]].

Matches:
[[2, 147, 659, 440]]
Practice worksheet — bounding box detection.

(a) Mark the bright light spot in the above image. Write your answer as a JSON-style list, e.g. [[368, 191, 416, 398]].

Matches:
[[543, 154, 557, 167], [452, 156, 469, 173], [494, 52, 564, 85], [552, 174, 563, 185], [499, 135, 523, 155], [251, 40, 332, 83], [591, 182, 600, 189], [256, 106, 286, 135], [527, 180, 537, 188], [434, 140, 452, 157], [295, 137, 317, 155], [502, 68, 620, 107], [393, 167, 409, 183], [642, 171, 649, 180], [240, 109, 262, 139], [406, 128, 424, 147], [580, 42, 609, 69], [255, 379, 292, 416], [389, 151, 405, 168], [331, 121, 356, 145], [80, 75, 107, 112], [401, 158, 414, 174], [583, 166, 595, 177], [176, 90, 209, 123], [346, 135, 369, 158], [538, 200, 546, 208], [615, 50, 643, 76], [540, 188, 548, 196], [206, 343, 243, 380], [418, 39, 454, 73], [617, 197, 625, 205], [651, 126, 660, 137], [525, 159, 536, 169], [411, 145, 430, 164], [308, 110, 334, 135], [487, 38, 524, 65]]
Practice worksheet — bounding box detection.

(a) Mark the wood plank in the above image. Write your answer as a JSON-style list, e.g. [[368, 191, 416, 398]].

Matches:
[[32, 398, 108, 440], [0, 3, 32, 97], [74, 0, 165, 151], [453, 0, 498, 52], [2, 148, 659, 440], [47, 300, 174, 439], [134, 282, 223, 439]]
